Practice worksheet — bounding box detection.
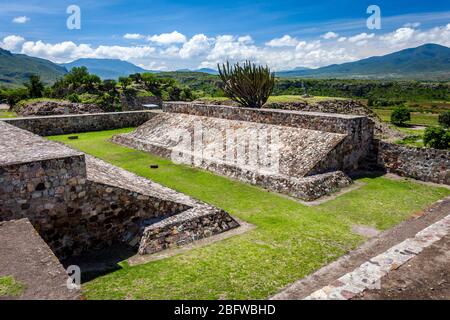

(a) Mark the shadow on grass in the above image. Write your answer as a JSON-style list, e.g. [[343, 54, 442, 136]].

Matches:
[[62, 243, 137, 283]]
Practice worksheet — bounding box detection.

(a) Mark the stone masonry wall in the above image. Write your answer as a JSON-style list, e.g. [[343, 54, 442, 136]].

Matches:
[[377, 141, 450, 185], [2, 111, 157, 136], [163, 102, 374, 172], [0, 156, 188, 258]]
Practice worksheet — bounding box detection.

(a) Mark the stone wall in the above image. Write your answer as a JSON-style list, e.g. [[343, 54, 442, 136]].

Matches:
[[377, 141, 450, 185], [163, 102, 374, 172], [0, 121, 238, 258], [2, 111, 157, 136], [112, 113, 353, 201], [120, 95, 162, 111], [0, 155, 188, 258]]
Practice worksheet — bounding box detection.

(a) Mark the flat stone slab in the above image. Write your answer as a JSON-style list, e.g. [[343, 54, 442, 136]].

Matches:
[[0, 219, 80, 300], [0, 121, 83, 166]]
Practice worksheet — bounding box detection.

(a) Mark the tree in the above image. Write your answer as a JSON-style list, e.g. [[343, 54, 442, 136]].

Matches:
[[218, 61, 275, 108], [24, 74, 44, 98], [390, 106, 411, 126], [118, 76, 131, 90], [438, 111, 450, 128], [141, 73, 162, 96], [424, 126, 450, 150]]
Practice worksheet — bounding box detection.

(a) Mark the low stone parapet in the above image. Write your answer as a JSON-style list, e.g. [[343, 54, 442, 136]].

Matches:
[[377, 141, 449, 185], [1, 110, 158, 136]]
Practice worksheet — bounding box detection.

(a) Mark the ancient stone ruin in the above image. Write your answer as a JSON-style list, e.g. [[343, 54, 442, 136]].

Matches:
[[0, 121, 239, 261], [1, 102, 448, 299], [112, 102, 374, 201]]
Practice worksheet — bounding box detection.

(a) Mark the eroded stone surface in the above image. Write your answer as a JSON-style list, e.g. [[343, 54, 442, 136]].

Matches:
[[112, 112, 353, 201], [0, 219, 80, 300], [0, 121, 239, 259]]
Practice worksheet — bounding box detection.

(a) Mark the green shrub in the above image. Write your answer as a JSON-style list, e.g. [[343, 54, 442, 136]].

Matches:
[[24, 74, 44, 99], [391, 106, 411, 126], [423, 126, 450, 149], [438, 111, 450, 128], [1, 88, 29, 106], [67, 93, 81, 103], [218, 61, 275, 108]]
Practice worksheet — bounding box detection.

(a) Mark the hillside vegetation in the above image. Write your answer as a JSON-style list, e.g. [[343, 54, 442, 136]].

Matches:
[[0, 48, 67, 87]]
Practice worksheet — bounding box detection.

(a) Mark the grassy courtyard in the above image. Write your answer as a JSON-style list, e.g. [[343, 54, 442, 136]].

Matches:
[[49, 129, 450, 300]]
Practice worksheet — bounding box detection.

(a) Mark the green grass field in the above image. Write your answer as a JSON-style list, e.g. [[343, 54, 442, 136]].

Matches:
[[49, 129, 450, 300], [373, 109, 440, 126], [0, 110, 17, 118], [197, 95, 344, 105]]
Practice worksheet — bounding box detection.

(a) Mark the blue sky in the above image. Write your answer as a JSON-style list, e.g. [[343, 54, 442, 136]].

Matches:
[[1, 1, 450, 70]]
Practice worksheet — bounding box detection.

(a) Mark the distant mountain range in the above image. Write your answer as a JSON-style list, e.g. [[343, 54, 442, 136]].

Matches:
[[0, 48, 67, 87], [61, 58, 158, 79], [176, 68, 219, 75], [1, 43, 450, 87], [276, 44, 450, 80]]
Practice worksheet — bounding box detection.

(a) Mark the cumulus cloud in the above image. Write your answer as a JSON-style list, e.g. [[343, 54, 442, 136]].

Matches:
[[266, 35, 298, 47], [123, 33, 144, 40], [12, 16, 30, 24], [179, 34, 212, 59], [148, 31, 186, 45], [321, 32, 338, 39], [0, 35, 25, 51], [5, 23, 450, 72], [380, 27, 415, 46], [20, 40, 156, 63], [348, 32, 375, 46]]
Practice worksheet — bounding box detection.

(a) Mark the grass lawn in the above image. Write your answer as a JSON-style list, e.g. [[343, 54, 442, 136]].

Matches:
[[373, 109, 439, 126], [0, 110, 17, 118], [197, 95, 344, 105], [0, 276, 25, 297], [49, 129, 450, 300]]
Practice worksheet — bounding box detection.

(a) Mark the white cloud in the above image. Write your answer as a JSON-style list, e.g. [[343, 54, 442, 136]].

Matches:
[[380, 27, 416, 46], [20, 40, 156, 63], [266, 35, 298, 47], [123, 33, 144, 40], [348, 32, 375, 46], [12, 16, 30, 24], [0, 35, 25, 51], [6, 23, 450, 72], [403, 22, 421, 28], [321, 32, 338, 39], [348, 33, 375, 43], [148, 31, 186, 45], [179, 34, 212, 59]]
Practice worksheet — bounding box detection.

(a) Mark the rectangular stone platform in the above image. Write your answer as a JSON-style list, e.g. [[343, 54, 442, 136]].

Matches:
[[111, 112, 353, 201]]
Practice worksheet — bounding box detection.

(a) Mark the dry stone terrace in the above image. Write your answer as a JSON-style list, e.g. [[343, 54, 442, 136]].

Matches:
[[0, 120, 239, 266], [112, 103, 373, 200]]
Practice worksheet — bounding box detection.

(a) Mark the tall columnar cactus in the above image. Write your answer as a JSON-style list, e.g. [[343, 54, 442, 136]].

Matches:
[[218, 61, 275, 108]]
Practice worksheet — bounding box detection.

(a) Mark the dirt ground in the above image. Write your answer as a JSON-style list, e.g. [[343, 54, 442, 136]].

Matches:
[[355, 234, 450, 300], [271, 196, 450, 300]]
